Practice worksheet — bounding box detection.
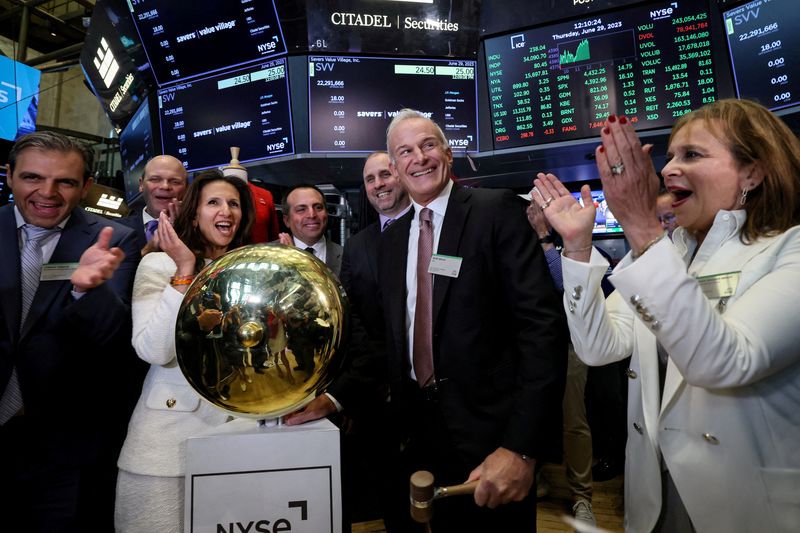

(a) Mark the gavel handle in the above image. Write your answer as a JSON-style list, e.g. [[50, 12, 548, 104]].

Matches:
[[436, 480, 478, 498]]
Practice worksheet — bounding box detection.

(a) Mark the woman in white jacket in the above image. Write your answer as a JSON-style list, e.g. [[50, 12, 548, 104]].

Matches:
[[115, 170, 253, 532], [533, 99, 800, 532]]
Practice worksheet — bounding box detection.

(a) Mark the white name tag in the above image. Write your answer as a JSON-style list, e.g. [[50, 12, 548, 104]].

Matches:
[[696, 271, 740, 300], [40, 262, 79, 281], [428, 254, 462, 278]]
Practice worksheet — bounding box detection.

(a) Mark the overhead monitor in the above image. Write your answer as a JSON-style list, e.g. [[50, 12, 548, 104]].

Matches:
[[571, 189, 623, 236], [119, 98, 156, 202], [484, 0, 721, 150], [129, 0, 286, 86], [722, 0, 799, 110], [157, 57, 294, 172], [308, 55, 478, 153], [0, 56, 40, 141], [80, 0, 152, 129], [306, 0, 481, 57]]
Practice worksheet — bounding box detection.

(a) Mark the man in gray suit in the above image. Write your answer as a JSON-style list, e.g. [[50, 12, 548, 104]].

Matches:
[[278, 183, 342, 275]]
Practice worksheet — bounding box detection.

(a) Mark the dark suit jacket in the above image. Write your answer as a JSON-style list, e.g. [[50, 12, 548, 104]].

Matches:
[[379, 185, 567, 466], [0, 205, 140, 464], [118, 205, 147, 252], [329, 221, 386, 410], [325, 239, 343, 276]]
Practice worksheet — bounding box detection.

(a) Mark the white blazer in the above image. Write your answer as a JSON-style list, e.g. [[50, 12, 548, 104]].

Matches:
[[562, 210, 800, 532], [118, 252, 229, 477]]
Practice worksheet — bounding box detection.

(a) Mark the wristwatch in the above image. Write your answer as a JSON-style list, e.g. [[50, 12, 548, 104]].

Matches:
[[538, 233, 554, 244]]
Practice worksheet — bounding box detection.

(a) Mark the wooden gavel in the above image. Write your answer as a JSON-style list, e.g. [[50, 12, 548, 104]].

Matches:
[[409, 470, 478, 525]]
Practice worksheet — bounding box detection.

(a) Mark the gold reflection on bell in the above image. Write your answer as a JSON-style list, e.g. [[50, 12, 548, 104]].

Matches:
[[175, 244, 348, 419]]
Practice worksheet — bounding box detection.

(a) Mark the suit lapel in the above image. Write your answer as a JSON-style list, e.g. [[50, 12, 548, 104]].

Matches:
[[383, 210, 412, 375], [365, 222, 380, 284], [432, 185, 470, 327], [0, 206, 21, 341], [21, 209, 97, 339]]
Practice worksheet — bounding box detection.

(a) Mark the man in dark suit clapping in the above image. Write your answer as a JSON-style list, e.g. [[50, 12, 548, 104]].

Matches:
[[0, 131, 139, 531]]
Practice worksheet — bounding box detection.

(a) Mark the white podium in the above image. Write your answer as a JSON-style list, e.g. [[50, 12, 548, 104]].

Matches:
[[184, 418, 342, 533]]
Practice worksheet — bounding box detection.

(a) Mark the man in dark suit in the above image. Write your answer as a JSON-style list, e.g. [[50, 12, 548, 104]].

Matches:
[[278, 183, 343, 275], [119, 154, 188, 250], [0, 131, 140, 532], [379, 110, 567, 531], [285, 152, 410, 528]]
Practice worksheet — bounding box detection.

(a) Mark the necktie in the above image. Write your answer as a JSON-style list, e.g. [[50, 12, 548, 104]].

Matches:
[[382, 218, 394, 232], [304, 246, 316, 256], [144, 219, 158, 242], [413, 208, 434, 387], [0, 225, 59, 424]]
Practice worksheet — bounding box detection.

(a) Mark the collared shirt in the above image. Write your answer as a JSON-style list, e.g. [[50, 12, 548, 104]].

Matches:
[[379, 203, 412, 233], [142, 208, 157, 228], [15, 206, 67, 263], [293, 235, 327, 264], [15, 206, 84, 299], [405, 179, 454, 380]]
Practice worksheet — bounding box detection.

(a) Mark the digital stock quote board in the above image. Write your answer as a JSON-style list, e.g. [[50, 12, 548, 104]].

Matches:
[[308, 55, 478, 153], [157, 57, 294, 172], [485, 0, 720, 149], [129, 0, 286, 86], [723, 0, 799, 110]]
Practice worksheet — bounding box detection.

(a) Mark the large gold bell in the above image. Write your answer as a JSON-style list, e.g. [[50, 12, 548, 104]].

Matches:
[[175, 243, 348, 419]]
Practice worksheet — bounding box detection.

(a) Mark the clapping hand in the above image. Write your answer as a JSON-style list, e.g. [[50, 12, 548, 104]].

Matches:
[[71, 226, 126, 292]]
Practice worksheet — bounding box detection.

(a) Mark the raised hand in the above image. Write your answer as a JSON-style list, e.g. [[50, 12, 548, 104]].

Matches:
[[595, 115, 663, 251], [532, 173, 595, 257], [277, 232, 293, 246], [156, 211, 195, 276], [71, 226, 126, 291]]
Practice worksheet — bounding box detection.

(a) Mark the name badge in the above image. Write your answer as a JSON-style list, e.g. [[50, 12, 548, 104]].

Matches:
[[696, 271, 740, 300], [428, 254, 462, 278], [40, 262, 79, 281]]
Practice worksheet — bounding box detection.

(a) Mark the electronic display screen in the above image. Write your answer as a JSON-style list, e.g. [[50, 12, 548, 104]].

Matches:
[[306, 0, 481, 58], [129, 0, 286, 86], [0, 56, 40, 141], [119, 98, 156, 202], [308, 55, 478, 153], [571, 189, 622, 235], [157, 57, 294, 172], [484, 0, 720, 149], [80, 0, 151, 128], [723, 0, 799, 110]]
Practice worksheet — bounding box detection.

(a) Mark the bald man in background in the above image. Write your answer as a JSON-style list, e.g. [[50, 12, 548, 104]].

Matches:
[[120, 155, 188, 250]]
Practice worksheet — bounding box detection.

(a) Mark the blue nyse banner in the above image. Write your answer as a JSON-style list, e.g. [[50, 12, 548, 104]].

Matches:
[[0, 56, 41, 141]]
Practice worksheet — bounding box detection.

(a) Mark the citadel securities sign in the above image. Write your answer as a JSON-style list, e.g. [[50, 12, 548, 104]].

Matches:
[[307, 0, 480, 57]]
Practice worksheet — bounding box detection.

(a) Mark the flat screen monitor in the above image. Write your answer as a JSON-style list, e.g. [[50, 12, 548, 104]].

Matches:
[[306, 0, 481, 57], [129, 0, 286, 87], [81, 0, 152, 129], [722, 0, 799, 110], [484, 0, 721, 149], [0, 56, 40, 141], [571, 189, 623, 235], [157, 57, 294, 172], [119, 98, 156, 202], [308, 55, 478, 153]]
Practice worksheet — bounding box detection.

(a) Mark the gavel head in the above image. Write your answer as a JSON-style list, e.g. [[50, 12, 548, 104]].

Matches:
[[410, 470, 436, 523]]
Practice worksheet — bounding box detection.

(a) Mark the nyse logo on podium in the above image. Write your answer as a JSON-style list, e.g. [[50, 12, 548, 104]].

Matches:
[[216, 500, 307, 532], [190, 467, 335, 533]]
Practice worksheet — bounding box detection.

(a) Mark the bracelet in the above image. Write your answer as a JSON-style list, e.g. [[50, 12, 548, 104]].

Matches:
[[562, 245, 592, 258], [170, 274, 195, 287], [632, 231, 667, 260]]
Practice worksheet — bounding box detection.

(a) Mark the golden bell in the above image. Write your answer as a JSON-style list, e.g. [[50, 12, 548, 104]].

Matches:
[[175, 243, 348, 419]]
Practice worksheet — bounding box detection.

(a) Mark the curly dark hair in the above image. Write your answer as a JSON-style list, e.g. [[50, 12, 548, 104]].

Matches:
[[172, 170, 254, 272]]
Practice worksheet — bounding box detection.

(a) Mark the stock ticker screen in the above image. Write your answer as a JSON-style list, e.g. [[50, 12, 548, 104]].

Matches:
[[157, 57, 294, 172], [308, 56, 478, 153], [129, 0, 286, 86], [723, 0, 799, 110], [484, 0, 720, 150]]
